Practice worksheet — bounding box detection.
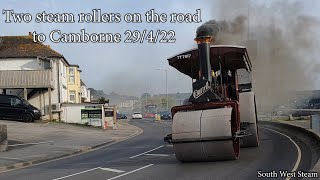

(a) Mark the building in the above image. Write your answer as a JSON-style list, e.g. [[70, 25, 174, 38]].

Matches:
[[67, 64, 82, 103], [0, 34, 70, 120], [80, 79, 91, 103], [117, 100, 138, 114]]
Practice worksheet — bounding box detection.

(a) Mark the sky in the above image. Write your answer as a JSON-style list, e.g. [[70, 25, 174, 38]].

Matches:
[[1, 0, 320, 97]]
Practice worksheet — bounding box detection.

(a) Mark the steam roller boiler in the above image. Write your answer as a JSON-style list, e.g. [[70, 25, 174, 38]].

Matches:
[[165, 35, 259, 162]]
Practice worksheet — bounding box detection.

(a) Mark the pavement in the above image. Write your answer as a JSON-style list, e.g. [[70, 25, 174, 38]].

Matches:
[[267, 117, 320, 176], [0, 119, 142, 173], [0, 119, 315, 180]]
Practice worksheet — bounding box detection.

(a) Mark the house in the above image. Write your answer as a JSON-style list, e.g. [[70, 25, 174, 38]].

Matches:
[[67, 64, 82, 103], [0, 34, 70, 120], [80, 79, 91, 103]]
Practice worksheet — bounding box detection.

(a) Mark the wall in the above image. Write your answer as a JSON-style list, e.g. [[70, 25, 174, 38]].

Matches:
[[58, 59, 68, 103], [0, 58, 43, 70], [81, 85, 91, 102], [0, 125, 7, 152], [60, 104, 104, 127], [67, 67, 81, 103]]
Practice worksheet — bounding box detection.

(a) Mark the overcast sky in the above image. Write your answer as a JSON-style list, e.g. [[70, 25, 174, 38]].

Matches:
[[1, 0, 320, 97]]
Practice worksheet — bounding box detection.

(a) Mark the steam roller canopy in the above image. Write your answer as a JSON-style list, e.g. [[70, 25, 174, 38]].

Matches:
[[172, 108, 239, 162]]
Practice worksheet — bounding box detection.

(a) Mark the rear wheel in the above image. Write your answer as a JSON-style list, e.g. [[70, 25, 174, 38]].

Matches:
[[23, 114, 33, 123], [241, 95, 259, 147]]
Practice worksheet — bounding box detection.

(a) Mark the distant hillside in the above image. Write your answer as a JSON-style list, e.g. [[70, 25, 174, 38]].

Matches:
[[154, 93, 191, 101], [88, 88, 107, 101], [88, 88, 138, 104], [105, 92, 139, 104]]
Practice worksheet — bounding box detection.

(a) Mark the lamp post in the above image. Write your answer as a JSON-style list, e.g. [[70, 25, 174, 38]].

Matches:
[[157, 68, 168, 111]]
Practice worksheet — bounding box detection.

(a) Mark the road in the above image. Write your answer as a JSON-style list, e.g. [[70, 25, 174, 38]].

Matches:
[[0, 119, 314, 180]]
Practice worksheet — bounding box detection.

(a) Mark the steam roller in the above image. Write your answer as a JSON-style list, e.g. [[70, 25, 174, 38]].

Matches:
[[164, 35, 259, 162]]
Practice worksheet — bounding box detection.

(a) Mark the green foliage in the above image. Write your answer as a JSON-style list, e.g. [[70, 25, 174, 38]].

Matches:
[[98, 97, 106, 104]]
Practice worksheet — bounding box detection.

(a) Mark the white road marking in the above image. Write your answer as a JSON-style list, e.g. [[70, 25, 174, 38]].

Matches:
[[262, 127, 302, 180], [99, 167, 125, 173], [129, 145, 164, 159], [144, 153, 169, 157], [166, 144, 173, 147], [106, 164, 154, 180], [52, 167, 101, 180], [9, 141, 54, 147]]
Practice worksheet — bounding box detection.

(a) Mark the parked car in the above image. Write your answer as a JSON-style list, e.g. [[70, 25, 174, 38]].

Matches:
[[308, 98, 320, 109], [160, 111, 171, 120], [116, 113, 127, 119], [0, 94, 41, 122], [132, 112, 143, 119]]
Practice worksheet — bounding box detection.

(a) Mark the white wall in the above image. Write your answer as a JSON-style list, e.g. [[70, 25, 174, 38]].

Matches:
[[87, 90, 91, 102], [0, 58, 46, 70], [61, 104, 104, 127], [56, 59, 68, 103], [81, 85, 91, 102]]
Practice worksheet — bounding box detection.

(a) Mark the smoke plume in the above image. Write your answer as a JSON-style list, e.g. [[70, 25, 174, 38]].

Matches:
[[200, 0, 320, 112]]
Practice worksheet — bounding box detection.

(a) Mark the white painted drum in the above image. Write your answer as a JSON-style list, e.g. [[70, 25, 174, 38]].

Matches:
[[172, 108, 238, 162]]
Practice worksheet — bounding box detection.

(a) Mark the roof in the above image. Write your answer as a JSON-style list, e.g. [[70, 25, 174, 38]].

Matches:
[[80, 79, 86, 86], [167, 45, 252, 79], [70, 64, 80, 68], [0, 35, 65, 60]]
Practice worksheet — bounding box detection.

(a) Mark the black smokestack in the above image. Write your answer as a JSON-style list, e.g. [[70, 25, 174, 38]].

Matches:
[[194, 36, 212, 82], [195, 20, 225, 82]]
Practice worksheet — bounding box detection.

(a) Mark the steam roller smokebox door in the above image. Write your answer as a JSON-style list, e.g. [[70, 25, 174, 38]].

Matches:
[[189, 80, 218, 103]]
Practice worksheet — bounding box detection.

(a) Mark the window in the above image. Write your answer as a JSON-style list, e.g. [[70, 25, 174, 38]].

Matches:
[[44, 61, 51, 69], [0, 96, 10, 105], [69, 67, 75, 84], [69, 68, 75, 75], [69, 76, 75, 84], [69, 90, 76, 102], [105, 110, 114, 117], [11, 97, 22, 106]]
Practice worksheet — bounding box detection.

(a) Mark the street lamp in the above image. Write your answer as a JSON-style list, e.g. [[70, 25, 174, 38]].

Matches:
[[157, 68, 168, 111]]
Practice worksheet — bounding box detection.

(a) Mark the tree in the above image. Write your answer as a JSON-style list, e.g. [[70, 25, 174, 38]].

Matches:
[[98, 97, 106, 104], [160, 96, 176, 111], [140, 93, 151, 105]]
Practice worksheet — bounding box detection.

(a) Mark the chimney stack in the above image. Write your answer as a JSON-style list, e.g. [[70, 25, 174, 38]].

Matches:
[[194, 36, 213, 82]]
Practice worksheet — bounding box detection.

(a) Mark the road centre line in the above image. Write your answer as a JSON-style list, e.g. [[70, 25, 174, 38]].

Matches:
[[129, 145, 164, 159], [100, 167, 125, 173], [106, 164, 154, 180], [52, 167, 101, 180], [144, 153, 169, 157], [261, 127, 301, 180]]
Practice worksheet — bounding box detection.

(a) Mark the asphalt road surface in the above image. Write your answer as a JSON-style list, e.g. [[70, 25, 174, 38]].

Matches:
[[0, 119, 314, 180]]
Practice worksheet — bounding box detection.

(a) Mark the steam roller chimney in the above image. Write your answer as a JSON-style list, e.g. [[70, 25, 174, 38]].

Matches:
[[194, 36, 213, 82]]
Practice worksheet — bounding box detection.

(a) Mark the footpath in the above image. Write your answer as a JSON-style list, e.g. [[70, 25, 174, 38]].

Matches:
[[0, 119, 142, 173], [263, 117, 320, 176]]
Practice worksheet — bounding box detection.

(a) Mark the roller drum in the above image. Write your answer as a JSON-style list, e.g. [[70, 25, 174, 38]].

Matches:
[[172, 108, 239, 162]]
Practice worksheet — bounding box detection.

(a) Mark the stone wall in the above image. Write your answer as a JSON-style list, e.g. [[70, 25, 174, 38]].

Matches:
[[0, 125, 8, 152]]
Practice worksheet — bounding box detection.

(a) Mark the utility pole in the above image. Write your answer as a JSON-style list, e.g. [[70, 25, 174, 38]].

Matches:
[[157, 68, 168, 111], [165, 69, 168, 111]]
